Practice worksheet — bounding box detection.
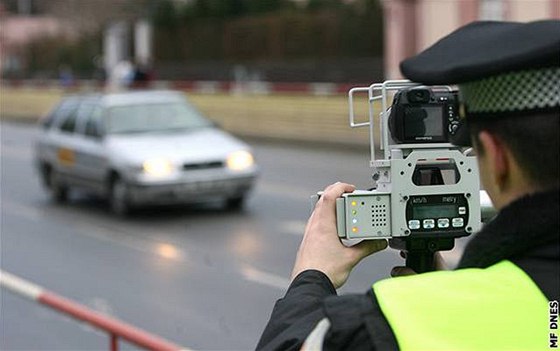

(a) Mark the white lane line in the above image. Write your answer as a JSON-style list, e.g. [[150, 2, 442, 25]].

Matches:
[[280, 220, 306, 236], [1, 201, 43, 222], [1, 200, 187, 263], [257, 181, 314, 202], [4, 199, 292, 294], [0, 144, 33, 159], [78, 220, 188, 262], [240, 264, 290, 291]]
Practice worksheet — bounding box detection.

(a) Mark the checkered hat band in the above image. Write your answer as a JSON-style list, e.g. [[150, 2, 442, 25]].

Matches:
[[459, 68, 560, 114]]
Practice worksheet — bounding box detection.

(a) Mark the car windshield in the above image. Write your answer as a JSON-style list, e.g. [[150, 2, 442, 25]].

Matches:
[[106, 101, 212, 134]]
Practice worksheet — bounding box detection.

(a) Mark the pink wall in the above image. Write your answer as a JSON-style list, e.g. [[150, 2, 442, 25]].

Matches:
[[0, 15, 75, 73], [382, 0, 418, 79], [458, 0, 479, 25], [382, 0, 559, 81], [551, 0, 560, 18]]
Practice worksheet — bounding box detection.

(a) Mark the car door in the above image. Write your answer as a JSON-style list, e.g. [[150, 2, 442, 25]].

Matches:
[[72, 102, 109, 195], [36, 97, 80, 169], [48, 97, 83, 186]]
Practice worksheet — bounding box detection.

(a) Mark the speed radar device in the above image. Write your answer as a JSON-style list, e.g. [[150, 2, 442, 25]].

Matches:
[[314, 80, 483, 273]]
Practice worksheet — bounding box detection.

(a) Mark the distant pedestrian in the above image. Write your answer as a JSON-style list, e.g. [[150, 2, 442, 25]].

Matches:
[[108, 60, 134, 91], [58, 64, 74, 88]]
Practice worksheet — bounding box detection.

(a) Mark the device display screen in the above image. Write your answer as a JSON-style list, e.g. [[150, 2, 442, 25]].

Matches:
[[404, 106, 444, 139], [413, 204, 456, 219]]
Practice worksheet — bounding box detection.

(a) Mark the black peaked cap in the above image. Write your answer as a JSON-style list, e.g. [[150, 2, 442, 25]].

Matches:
[[400, 20, 560, 85]]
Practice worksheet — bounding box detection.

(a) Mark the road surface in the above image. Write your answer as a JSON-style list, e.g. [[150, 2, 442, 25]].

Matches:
[[0, 121, 467, 350]]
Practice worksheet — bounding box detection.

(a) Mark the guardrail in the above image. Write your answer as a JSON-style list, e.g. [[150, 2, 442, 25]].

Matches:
[[0, 270, 186, 351]]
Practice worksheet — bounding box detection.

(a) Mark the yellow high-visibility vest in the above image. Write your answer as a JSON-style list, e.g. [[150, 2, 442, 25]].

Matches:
[[373, 260, 548, 350]]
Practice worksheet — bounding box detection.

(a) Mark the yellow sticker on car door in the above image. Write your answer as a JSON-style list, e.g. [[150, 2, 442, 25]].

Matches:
[[57, 148, 75, 166]]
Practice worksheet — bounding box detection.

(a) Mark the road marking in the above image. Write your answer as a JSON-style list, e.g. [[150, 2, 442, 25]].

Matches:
[[0, 144, 33, 159], [2, 200, 188, 263], [240, 264, 290, 291], [257, 181, 314, 201], [280, 220, 306, 236], [4, 198, 292, 295], [2, 201, 43, 222]]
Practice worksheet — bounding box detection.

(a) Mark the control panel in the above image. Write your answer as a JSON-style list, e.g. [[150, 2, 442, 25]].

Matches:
[[405, 194, 469, 234]]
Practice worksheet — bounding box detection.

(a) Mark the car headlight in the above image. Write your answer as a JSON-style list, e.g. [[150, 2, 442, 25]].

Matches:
[[143, 158, 175, 177], [227, 150, 254, 171]]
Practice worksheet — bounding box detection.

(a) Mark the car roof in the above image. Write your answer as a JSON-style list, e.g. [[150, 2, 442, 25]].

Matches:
[[62, 90, 186, 107]]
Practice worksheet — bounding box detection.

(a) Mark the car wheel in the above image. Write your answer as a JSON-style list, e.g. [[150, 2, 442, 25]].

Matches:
[[110, 177, 131, 216], [39, 163, 52, 189], [226, 196, 245, 210], [49, 169, 68, 203]]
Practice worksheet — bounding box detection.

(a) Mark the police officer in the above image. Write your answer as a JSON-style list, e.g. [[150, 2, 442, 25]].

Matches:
[[257, 20, 559, 350]]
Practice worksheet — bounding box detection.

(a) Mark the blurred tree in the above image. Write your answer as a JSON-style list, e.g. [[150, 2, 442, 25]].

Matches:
[[31, 0, 150, 32], [25, 31, 102, 78], [153, 0, 179, 28], [306, 0, 343, 12], [245, 0, 290, 14], [181, 0, 295, 20], [1, 0, 40, 14], [153, 0, 383, 62], [152, 0, 182, 60], [339, 0, 383, 57], [12, 0, 384, 81]]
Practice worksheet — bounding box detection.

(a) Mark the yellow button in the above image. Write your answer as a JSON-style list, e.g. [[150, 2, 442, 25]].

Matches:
[[351, 201, 357, 206], [352, 227, 358, 233]]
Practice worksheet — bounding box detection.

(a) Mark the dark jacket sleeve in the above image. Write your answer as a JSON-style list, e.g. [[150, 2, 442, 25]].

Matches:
[[256, 270, 337, 351], [256, 270, 399, 351]]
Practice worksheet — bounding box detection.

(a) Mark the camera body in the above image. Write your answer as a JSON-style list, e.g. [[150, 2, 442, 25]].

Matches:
[[388, 87, 461, 144], [335, 149, 480, 240], [327, 81, 481, 245]]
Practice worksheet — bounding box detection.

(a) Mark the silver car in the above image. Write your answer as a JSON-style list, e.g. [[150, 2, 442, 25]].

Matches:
[[34, 90, 258, 214]]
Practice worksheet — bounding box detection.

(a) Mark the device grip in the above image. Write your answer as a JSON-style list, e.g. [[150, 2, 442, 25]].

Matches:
[[390, 237, 455, 274], [405, 252, 436, 274]]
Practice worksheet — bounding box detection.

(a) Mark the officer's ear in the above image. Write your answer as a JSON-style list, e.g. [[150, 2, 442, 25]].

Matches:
[[478, 130, 509, 192]]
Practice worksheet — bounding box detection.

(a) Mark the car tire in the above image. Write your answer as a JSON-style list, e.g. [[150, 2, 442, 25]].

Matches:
[[110, 177, 132, 216], [226, 196, 245, 210], [48, 168, 68, 203]]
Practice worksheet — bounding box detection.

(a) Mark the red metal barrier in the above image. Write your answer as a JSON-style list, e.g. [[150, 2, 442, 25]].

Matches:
[[0, 270, 185, 351]]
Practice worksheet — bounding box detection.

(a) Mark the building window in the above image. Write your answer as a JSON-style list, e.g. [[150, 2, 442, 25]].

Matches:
[[480, 0, 505, 20]]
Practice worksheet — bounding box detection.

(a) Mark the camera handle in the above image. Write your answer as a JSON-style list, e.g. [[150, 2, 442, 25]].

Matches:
[[389, 237, 455, 273]]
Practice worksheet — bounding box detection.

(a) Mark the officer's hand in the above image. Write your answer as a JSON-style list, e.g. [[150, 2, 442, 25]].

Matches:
[[390, 252, 449, 277], [291, 182, 388, 289]]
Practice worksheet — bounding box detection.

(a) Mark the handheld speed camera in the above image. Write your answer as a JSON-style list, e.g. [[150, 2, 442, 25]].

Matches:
[[314, 80, 485, 273]]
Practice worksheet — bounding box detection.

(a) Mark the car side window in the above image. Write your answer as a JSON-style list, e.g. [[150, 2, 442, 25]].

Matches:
[[44, 98, 78, 130], [58, 100, 82, 133], [84, 106, 104, 138], [74, 103, 95, 134]]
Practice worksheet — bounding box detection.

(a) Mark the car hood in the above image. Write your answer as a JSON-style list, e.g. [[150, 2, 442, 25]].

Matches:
[[105, 128, 250, 165]]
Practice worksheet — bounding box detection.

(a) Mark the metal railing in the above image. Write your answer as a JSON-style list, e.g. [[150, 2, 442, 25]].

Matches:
[[0, 270, 186, 351]]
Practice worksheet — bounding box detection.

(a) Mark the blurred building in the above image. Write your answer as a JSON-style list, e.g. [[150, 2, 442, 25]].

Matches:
[[383, 0, 560, 79], [0, 2, 75, 77], [0, 0, 144, 79]]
